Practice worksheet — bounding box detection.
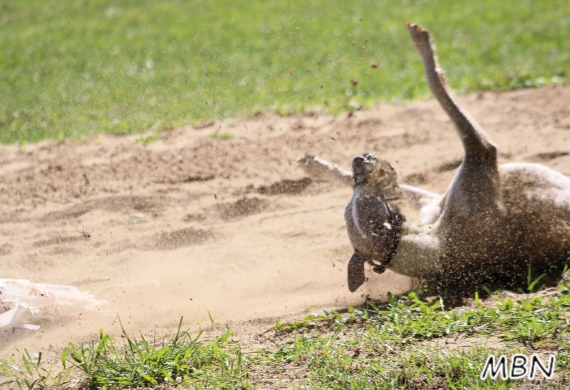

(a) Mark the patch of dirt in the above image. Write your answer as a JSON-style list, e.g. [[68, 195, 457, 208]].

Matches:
[[425, 335, 506, 351], [435, 158, 463, 173], [183, 213, 207, 222], [214, 197, 270, 221], [147, 228, 214, 251], [0, 84, 569, 360], [40, 195, 160, 222], [528, 151, 569, 162], [256, 178, 313, 195], [32, 235, 84, 247], [0, 243, 13, 256]]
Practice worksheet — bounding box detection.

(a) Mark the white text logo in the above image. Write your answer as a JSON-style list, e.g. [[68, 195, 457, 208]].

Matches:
[[480, 354, 555, 380]]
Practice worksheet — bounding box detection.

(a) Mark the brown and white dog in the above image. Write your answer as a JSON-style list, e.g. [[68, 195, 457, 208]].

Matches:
[[299, 24, 570, 294]]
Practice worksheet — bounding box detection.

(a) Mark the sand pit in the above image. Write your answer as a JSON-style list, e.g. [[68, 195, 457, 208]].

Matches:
[[1, 84, 569, 356]]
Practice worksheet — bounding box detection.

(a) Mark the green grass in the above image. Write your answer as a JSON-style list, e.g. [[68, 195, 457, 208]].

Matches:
[[1, 318, 248, 389], [267, 288, 570, 388], [3, 284, 570, 389], [1, 0, 569, 144]]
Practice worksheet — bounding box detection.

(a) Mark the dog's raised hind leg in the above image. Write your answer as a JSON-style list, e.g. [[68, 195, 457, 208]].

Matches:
[[407, 24, 496, 159], [407, 24, 502, 220]]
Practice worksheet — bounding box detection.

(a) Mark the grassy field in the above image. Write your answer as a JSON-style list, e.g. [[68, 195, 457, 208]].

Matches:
[[3, 285, 570, 389], [1, 0, 569, 144]]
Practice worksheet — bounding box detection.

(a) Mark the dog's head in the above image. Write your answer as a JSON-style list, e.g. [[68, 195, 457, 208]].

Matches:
[[346, 153, 405, 292], [352, 153, 400, 199]]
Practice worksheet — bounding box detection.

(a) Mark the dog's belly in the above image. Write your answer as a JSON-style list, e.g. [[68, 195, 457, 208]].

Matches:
[[440, 163, 570, 281], [501, 163, 570, 238], [500, 163, 570, 209], [498, 163, 570, 268], [390, 163, 570, 280]]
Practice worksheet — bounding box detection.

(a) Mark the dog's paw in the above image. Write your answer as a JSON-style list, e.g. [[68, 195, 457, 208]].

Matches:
[[297, 154, 330, 178], [297, 153, 316, 165]]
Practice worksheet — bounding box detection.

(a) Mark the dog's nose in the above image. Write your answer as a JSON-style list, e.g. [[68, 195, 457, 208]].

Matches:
[[353, 155, 365, 165], [352, 155, 366, 172], [352, 156, 368, 186]]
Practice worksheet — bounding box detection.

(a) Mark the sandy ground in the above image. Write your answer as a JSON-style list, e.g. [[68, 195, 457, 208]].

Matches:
[[1, 84, 570, 357]]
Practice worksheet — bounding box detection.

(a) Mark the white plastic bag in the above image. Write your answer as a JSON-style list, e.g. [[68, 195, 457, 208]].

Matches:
[[0, 279, 104, 332]]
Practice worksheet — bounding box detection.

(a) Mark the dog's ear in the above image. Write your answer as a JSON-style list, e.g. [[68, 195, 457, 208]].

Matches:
[[348, 251, 367, 292]]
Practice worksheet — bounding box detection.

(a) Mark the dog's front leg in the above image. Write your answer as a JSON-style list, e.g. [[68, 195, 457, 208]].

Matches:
[[297, 154, 352, 187], [298, 154, 441, 212]]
